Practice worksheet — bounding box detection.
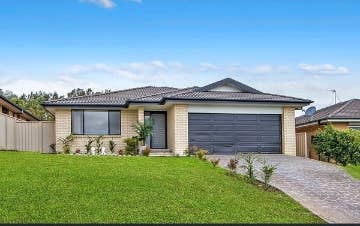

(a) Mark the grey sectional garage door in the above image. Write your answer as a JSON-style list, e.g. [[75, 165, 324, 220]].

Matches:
[[188, 113, 281, 154]]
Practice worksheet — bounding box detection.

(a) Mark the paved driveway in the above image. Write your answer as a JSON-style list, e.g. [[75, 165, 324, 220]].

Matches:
[[209, 154, 360, 223]]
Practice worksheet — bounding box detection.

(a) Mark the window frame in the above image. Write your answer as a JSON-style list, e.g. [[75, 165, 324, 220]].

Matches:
[[71, 109, 121, 135]]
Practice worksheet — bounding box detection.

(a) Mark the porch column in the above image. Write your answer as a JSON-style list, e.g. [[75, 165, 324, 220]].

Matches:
[[137, 107, 144, 123], [168, 104, 188, 156], [282, 107, 296, 156]]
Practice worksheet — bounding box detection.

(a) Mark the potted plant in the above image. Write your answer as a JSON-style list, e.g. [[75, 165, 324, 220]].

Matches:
[[133, 118, 153, 155]]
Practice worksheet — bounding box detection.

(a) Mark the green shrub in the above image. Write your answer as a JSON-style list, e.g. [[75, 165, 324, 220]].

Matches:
[[84, 136, 94, 154], [227, 158, 238, 175], [57, 134, 74, 154], [133, 119, 153, 146], [312, 125, 360, 166], [238, 153, 256, 184], [94, 135, 104, 154], [142, 146, 151, 157], [109, 140, 116, 153], [210, 158, 220, 167], [124, 136, 139, 155], [195, 149, 208, 160], [261, 163, 276, 190], [184, 145, 198, 156]]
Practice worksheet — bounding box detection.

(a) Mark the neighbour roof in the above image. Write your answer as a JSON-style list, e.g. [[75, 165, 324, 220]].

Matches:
[[0, 95, 39, 121], [42, 78, 312, 107], [296, 99, 360, 126]]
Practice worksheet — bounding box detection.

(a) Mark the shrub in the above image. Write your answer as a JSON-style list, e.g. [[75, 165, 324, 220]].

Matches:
[[184, 145, 199, 156], [133, 119, 153, 146], [142, 146, 151, 157], [57, 134, 74, 154], [124, 136, 139, 155], [227, 158, 238, 175], [261, 162, 276, 190], [94, 135, 104, 154], [84, 136, 94, 154], [195, 149, 208, 160], [118, 149, 124, 156], [49, 143, 56, 153], [109, 140, 116, 153], [312, 125, 360, 166], [238, 153, 256, 184], [210, 158, 220, 167]]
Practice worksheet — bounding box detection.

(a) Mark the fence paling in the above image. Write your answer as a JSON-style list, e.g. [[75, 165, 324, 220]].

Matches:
[[296, 132, 308, 157], [0, 113, 55, 153]]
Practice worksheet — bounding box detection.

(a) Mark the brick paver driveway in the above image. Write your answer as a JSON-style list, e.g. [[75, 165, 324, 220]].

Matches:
[[210, 154, 360, 223]]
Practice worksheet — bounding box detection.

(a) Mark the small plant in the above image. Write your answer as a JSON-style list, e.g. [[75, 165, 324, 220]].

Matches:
[[75, 148, 81, 154], [94, 135, 104, 154], [195, 149, 208, 160], [227, 158, 238, 175], [238, 153, 257, 184], [210, 158, 220, 167], [261, 163, 276, 190], [184, 145, 199, 156], [49, 143, 56, 153], [109, 140, 117, 153], [118, 149, 124, 156], [133, 119, 153, 146], [84, 136, 94, 154], [124, 136, 139, 155], [142, 146, 151, 157], [57, 134, 74, 154]]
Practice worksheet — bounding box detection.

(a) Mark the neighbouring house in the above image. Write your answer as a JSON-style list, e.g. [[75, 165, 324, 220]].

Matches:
[[0, 95, 39, 121], [296, 99, 360, 160], [42, 78, 311, 156]]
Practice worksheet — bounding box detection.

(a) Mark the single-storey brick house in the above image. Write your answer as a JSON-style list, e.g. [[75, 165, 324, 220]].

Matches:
[[296, 99, 360, 159], [43, 78, 311, 156]]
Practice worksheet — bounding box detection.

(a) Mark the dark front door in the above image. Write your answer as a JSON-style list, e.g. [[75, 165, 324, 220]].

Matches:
[[145, 112, 167, 149], [188, 113, 281, 154]]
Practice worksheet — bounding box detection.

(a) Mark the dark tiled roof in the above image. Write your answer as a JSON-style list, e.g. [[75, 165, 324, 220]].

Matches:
[[43, 78, 312, 107], [296, 99, 360, 126]]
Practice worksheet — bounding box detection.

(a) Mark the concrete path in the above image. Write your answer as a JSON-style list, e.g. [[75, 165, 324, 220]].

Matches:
[[209, 154, 360, 223]]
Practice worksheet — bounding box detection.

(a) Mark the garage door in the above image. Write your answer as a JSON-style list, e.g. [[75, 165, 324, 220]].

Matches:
[[188, 113, 281, 154]]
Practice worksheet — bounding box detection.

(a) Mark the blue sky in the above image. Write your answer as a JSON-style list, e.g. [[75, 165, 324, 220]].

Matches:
[[0, 0, 359, 111]]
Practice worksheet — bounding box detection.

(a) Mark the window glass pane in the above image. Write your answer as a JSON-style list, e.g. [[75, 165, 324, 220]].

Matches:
[[84, 111, 108, 135], [109, 111, 121, 134], [72, 110, 83, 134]]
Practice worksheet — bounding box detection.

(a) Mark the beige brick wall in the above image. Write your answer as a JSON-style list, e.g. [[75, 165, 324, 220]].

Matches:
[[54, 109, 138, 153], [167, 104, 188, 156], [282, 107, 296, 155]]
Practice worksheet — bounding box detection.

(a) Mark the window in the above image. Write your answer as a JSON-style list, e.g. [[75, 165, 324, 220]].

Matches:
[[71, 110, 121, 135]]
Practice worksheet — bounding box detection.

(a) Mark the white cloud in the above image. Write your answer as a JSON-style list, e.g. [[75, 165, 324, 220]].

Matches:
[[199, 63, 219, 71], [298, 63, 350, 75], [80, 0, 116, 8]]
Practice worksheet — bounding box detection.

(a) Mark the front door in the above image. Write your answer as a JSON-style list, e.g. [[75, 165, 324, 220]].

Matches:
[[145, 112, 167, 149]]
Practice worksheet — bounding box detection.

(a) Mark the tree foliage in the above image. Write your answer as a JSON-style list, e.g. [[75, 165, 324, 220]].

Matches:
[[0, 88, 110, 121]]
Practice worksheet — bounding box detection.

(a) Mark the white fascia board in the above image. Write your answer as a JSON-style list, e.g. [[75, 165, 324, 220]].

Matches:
[[188, 104, 282, 114]]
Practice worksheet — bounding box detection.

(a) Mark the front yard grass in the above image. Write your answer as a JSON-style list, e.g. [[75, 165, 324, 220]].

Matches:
[[0, 151, 323, 223], [345, 165, 360, 180]]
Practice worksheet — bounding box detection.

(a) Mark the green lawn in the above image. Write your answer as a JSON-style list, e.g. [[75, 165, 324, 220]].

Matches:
[[345, 165, 360, 180], [0, 151, 323, 223]]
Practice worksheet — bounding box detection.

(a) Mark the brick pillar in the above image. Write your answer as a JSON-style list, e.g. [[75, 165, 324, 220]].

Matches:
[[55, 109, 71, 153], [282, 107, 296, 155], [168, 104, 188, 156]]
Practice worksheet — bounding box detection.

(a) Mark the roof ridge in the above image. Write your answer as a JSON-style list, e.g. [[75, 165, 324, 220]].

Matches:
[[132, 87, 181, 100], [328, 99, 354, 118], [168, 86, 199, 97]]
